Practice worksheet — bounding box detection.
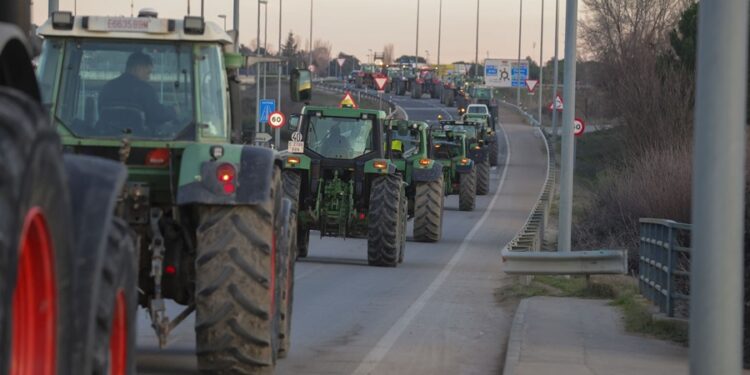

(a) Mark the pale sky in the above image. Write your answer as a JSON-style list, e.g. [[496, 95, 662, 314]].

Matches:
[[33, 0, 570, 65]]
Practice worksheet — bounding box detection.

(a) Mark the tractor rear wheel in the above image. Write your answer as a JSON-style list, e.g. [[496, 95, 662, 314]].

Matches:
[[195, 170, 282, 374], [459, 168, 477, 211], [89, 218, 137, 375], [446, 91, 455, 107], [278, 170, 300, 359], [0, 87, 74, 375], [476, 160, 490, 196], [282, 171, 306, 258], [413, 176, 444, 242], [411, 84, 422, 99], [367, 175, 406, 267], [489, 138, 499, 167]]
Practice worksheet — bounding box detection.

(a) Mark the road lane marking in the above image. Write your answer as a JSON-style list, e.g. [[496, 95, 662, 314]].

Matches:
[[351, 122, 512, 375]]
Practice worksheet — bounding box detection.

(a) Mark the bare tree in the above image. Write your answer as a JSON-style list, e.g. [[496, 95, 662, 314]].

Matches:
[[383, 44, 395, 66], [580, 0, 693, 155], [312, 39, 333, 76]]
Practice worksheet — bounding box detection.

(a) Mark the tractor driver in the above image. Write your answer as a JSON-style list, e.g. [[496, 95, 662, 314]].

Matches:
[[322, 124, 353, 158], [99, 52, 177, 129]]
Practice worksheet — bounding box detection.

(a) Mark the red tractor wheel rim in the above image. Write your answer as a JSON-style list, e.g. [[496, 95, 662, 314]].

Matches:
[[11, 208, 57, 375], [109, 290, 127, 375]]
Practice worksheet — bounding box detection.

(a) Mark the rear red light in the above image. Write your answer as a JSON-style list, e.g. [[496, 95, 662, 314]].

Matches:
[[165, 265, 177, 275], [216, 163, 236, 183], [146, 148, 170, 166], [358, 213, 366, 220]]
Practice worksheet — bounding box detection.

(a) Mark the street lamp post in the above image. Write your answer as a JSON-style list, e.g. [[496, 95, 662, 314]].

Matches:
[[415, 0, 420, 66], [437, 0, 442, 67], [551, 0, 560, 144], [277, 0, 283, 149], [256, 0, 267, 135], [309, 0, 313, 66], [233, 0, 239, 52], [474, 0, 480, 78], [516, 0, 523, 105], [537, 0, 544, 127]]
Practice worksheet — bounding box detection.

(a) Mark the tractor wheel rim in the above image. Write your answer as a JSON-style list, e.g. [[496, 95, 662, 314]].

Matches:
[[109, 289, 127, 375], [11, 208, 57, 375]]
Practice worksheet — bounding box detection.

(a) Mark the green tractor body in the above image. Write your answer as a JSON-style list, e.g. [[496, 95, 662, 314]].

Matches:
[[385, 120, 445, 242], [429, 128, 477, 211], [281, 105, 408, 267], [37, 13, 305, 372], [439, 119, 497, 194]]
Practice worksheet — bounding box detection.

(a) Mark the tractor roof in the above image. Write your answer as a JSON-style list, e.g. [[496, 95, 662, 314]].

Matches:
[[302, 106, 386, 119], [38, 14, 232, 44]]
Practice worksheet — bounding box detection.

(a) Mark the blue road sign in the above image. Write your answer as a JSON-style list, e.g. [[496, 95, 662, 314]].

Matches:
[[485, 65, 498, 75], [260, 99, 276, 123]]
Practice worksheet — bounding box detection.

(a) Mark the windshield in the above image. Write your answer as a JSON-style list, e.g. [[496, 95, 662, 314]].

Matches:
[[433, 141, 462, 159], [41, 39, 226, 140], [450, 126, 477, 140], [306, 115, 375, 159], [389, 130, 420, 158], [474, 88, 492, 99], [468, 106, 488, 114]]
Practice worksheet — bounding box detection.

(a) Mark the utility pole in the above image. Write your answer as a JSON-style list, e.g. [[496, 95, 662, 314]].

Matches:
[[309, 0, 313, 66], [437, 0, 442, 67], [516, 0, 523, 106], [277, 0, 283, 150], [551, 0, 560, 144], [233, 0, 240, 52], [256, 0, 262, 135], [474, 0, 480, 78], [537, 0, 544, 127], [690, 1, 748, 374], [415, 0, 420, 66], [557, 0, 578, 252], [263, 2, 268, 109], [49, 0, 58, 14]]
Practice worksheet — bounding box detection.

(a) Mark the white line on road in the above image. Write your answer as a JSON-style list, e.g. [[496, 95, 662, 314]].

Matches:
[[351, 122, 512, 375]]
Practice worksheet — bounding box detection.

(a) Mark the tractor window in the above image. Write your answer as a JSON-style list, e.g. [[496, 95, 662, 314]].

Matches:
[[468, 105, 489, 114], [389, 130, 420, 158], [433, 141, 461, 159], [36, 39, 62, 108], [196, 45, 228, 138], [451, 126, 477, 140], [307, 116, 374, 159], [52, 39, 195, 140]]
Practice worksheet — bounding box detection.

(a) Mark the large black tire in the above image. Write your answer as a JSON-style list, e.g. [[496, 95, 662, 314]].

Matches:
[[413, 176, 444, 242], [431, 85, 441, 99], [398, 191, 407, 264], [489, 138, 499, 167], [279, 172, 301, 358], [411, 84, 422, 99], [459, 168, 477, 211], [367, 175, 406, 267], [88, 218, 137, 375], [0, 87, 74, 375], [195, 171, 282, 374], [282, 171, 306, 258], [446, 91, 455, 107], [476, 160, 490, 196]]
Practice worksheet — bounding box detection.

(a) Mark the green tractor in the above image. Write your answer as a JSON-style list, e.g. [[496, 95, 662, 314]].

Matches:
[[438, 120, 495, 195], [37, 11, 305, 373], [463, 110, 500, 167], [429, 128, 477, 211], [385, 120, 445, 242], [281, 106, 408, 267]]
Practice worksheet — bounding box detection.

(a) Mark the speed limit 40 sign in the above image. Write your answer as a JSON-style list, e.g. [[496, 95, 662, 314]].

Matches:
[[268, 111, 286, 129]]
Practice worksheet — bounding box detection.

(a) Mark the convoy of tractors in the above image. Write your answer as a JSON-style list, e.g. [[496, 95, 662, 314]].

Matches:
[[0, 6, 501, 375]]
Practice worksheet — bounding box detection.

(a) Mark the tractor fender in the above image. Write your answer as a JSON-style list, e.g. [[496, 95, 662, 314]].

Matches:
[[0, 24, 40, 101], [177, 143, 278, 205], [468, 147, 487, 162], [63, 155, 128, 373], [413, 162, 443, 182]]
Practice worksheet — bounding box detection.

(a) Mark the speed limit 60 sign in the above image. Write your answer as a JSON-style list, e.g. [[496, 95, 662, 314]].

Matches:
[[268, 111, 286, 129]]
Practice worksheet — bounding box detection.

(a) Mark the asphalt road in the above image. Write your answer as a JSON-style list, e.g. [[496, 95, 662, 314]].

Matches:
[[136, 92, 549, 374]]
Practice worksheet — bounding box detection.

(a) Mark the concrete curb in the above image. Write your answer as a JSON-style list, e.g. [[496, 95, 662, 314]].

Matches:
[[503, 298, 529, 375]]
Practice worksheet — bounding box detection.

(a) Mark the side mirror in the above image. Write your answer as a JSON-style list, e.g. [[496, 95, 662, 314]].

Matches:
[[290, 69, 312, 102], [288, 114, 301, 132]]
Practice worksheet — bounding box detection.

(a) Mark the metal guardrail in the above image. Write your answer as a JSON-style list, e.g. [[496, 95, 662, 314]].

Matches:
[[638, 218, 692, 318], [499, 101, 628, 275]]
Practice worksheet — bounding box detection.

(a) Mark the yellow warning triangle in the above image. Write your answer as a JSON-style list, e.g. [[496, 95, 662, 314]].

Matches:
[[339, 92, 358, 108]]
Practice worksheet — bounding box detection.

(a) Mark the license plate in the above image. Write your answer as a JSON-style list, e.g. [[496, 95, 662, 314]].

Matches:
[[288, 141, 304, 153]]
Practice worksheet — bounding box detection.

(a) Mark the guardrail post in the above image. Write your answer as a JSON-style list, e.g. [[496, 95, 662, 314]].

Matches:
[[666, 224, 675, 317]]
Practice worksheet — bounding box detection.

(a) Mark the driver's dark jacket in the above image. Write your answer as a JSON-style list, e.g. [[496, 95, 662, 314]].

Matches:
[[99, 73, 176, 125]]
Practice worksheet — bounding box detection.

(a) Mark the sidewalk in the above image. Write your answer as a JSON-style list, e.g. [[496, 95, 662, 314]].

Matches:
[[503, 296, 688, 375]]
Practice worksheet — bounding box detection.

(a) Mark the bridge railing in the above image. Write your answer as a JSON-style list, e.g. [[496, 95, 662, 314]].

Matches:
[[638, 218, 692, 318]]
